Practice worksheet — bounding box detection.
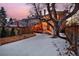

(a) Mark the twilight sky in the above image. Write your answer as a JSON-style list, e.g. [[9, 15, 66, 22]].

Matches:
[[0, 3, 33, 20], [0, 3, 70, 20]]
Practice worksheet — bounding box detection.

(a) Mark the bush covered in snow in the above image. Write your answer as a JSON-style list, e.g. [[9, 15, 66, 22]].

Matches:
[[66, 16, 79, 26]]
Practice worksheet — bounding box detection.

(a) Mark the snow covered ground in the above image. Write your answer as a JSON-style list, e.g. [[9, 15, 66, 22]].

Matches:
[[0, 33, 74, 56]]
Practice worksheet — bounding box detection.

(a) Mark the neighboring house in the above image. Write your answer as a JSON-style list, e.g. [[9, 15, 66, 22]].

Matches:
[[18, 19, 29, 27], [31, 10, 68, 34], [6, 18, 28, 27], [6, 20, 17, 28]]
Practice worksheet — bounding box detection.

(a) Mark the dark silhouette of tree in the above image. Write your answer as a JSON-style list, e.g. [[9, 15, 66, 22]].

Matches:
[[0, 7, 7, 38]]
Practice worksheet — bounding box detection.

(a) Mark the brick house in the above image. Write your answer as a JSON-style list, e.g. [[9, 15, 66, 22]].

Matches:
[[31, 10, 68, 34]]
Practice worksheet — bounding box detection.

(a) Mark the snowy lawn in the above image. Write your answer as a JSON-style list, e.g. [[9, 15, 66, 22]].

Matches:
[[0, 33, 74, 56]]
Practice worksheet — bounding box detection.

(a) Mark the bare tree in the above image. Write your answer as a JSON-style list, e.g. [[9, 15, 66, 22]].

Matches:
[[43, 3, 79, 56], [37, 3, 79, 39], [27, 3, 79, 39], [27, 3, 79, 55]]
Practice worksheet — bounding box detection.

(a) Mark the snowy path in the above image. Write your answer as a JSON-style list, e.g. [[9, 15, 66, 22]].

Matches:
[[0, 33, 70, 56]]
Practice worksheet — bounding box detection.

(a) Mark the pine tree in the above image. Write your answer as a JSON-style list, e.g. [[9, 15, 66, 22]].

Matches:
[[10, 28, 15, 36], [0, 7, 7, 38]]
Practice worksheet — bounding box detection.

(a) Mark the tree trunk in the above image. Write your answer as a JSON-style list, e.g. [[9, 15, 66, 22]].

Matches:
[[52, 21, 67, 39], [52, 22, 59, 37]]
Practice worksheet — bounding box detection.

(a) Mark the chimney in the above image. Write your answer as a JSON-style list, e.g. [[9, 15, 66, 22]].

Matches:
[[39, 11, 42, 16], [16, 21, 19, 27], [44, 9, 46, 15]]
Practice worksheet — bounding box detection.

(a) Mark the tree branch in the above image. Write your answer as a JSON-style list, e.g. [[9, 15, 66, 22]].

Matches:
[[32, 3, 39, 16], [46, 3, 56, 23], [40, 18, 54, 28], [51, 3, 57, 20], [61, 3, 79, 23]]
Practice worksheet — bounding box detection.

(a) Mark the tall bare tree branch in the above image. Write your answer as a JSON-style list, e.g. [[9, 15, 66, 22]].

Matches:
[[61, 3, 79, 23], [51, 3, 57, 20], [46, 3, 56, 23], [32, 3, 39, 16]]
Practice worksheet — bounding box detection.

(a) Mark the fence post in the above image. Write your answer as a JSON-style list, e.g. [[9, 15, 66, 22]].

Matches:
[[75, 25, 78, 55]]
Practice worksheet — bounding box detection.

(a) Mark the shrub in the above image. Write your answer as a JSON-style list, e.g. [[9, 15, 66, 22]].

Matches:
[[10, 28, 15, 36], [0, 27, 7, 38], [66, 17, 79, 26]]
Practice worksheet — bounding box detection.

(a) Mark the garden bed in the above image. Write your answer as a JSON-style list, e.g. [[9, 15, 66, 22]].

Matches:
[[0, 33, 36, 45]]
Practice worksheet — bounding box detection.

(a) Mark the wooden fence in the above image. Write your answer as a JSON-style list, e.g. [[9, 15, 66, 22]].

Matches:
[[65, 25, 79, 55]]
